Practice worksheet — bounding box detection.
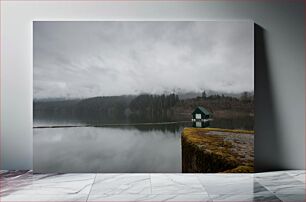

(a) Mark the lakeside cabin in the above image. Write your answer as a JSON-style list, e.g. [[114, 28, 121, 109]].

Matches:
[[192, 107, 212, 128]]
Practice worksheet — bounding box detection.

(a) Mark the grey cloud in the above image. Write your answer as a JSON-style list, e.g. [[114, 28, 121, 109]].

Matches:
[[34, 21, 253, 99]]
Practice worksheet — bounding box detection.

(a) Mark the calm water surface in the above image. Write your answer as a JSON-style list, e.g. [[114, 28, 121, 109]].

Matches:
[[33, 116, 253, 173], [34, 122, 188, 173]]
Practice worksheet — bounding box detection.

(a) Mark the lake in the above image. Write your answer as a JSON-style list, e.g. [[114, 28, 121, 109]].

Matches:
[[34, 122, 190, 173], [33, 116, 253, 173]]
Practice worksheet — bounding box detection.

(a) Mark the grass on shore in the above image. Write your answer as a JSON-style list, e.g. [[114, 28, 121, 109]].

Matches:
[[184, 127, 254, 134]]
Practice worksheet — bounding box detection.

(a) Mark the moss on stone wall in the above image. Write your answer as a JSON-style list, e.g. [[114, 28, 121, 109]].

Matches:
[[182, 127, 254, 173]]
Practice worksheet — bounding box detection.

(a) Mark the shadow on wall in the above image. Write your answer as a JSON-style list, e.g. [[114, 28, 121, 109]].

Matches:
[[255, 24, 284, 172]]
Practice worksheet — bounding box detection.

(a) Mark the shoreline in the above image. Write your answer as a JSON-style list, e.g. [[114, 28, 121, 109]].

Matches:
[[33, 121, 192, 129]]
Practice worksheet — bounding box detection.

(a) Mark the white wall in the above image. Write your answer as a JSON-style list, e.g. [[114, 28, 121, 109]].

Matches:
[[1, 0, 304, 171]]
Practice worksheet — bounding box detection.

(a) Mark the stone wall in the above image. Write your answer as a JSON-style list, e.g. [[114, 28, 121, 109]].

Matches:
[[181, 128, 254, 173]]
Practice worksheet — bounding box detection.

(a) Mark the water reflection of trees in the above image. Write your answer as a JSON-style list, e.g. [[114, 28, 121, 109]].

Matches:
[[100, 122, 192, 134], [133, 122, 192, 133]]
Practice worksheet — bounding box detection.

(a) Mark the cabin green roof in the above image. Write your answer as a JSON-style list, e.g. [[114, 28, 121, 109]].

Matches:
[[192, 106, 211, 115]]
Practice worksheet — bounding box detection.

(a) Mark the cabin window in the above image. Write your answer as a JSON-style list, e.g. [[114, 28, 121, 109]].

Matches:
[[195, 114, 201, 119]]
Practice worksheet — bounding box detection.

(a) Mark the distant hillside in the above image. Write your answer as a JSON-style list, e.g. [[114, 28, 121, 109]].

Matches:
[[34, 92, 254, 129], [177, 90, 252, 100]]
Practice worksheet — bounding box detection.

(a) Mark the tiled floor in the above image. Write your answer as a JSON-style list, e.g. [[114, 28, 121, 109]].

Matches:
[[0, 170, 305, 201]]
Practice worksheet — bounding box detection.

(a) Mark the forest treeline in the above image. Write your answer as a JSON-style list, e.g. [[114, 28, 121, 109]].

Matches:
[[34, 92, 254, 128]]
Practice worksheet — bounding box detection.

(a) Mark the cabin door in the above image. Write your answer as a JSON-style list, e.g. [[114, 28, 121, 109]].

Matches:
[[196, 121, 202, 128]]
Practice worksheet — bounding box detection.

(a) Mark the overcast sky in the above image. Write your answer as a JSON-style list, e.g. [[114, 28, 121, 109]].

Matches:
[[34, 21, 253, 99]]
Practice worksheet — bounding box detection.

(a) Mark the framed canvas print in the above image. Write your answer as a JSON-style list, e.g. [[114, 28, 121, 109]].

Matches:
[[33, 21, 254, 173]]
